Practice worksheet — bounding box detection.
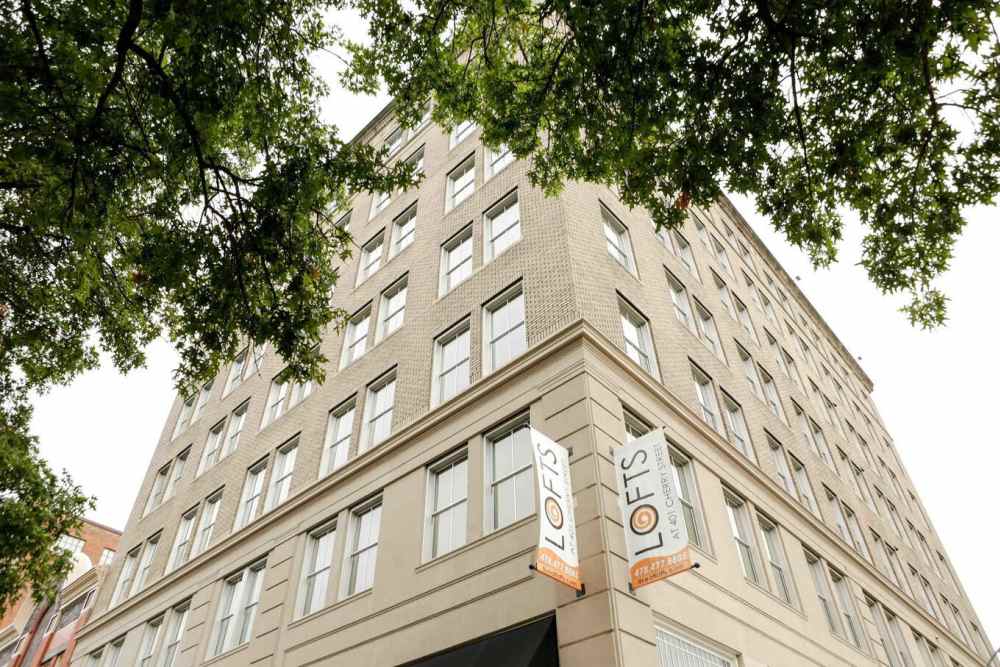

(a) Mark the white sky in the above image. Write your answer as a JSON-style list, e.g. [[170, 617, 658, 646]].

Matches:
[[27, 21, 999, 648]]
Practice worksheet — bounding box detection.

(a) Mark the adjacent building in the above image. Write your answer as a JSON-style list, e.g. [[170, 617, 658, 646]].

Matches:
[[0, 520, 121, 667], [72, 105, 991, 666]]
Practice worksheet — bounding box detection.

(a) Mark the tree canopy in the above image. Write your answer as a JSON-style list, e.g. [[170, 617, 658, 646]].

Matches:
[[2, 0, 998, 603]]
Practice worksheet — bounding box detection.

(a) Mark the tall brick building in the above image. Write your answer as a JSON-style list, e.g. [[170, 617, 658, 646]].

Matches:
[[72, 104, 991, 666]]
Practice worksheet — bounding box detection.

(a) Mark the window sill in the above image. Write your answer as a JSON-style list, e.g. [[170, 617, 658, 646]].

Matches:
[[202, 642, 249, 666], [416, 514, 535, 574], [287, 590, 373, 630]]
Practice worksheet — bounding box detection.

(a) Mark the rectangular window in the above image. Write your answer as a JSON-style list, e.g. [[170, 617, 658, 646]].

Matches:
[[160, 601, 189, 667], [172, 394, 196, 438], [484, 284, 526, 373], [99, 548, 115, 566], [844, 504, 871, 561], [300, 523, 336, 617], [192, 381, 213, 423], [377, 275, 407, 340], [602, 206, 636, 273], [484, 192, 521, 260], [768, 436, 795, 496], [830, 569, 864, 649], [758, 516, 793, 604], [724, 491, 762, 586], [655, 627, 734, 667], [486, 417, 534, 532], [789, 455, 820, 517], [759, 367, 786, 422], [261, 372, 289, 427], [692, 301, 723, 360], [825, 487, 851, 542], [734, 296, 759, 344], [362, 371, 396, 452], [390, 204, 416, 256], [211, 560, 266, 656], [321, 399, 355, 476], [356, 232, 384, 285], [673, 231, 699, 278], [721, 391, 754, 461], [224, 348, 248, 395], [132, 534, 160, 595], [737, 344, 763, 399], [619, 298, 658, 378], [404, 145, 425, 175], [665, 269, 694, 331], [440, 225, 473, 294], [426, 452, 469, 559], [447, 156, 475, 209], [265, 439, 298, 511], [486, 144, 513, 176], [669, 448, 706, 549], [346, 500, 382, 596], [163, 448, 188, 501], [341, 305, 372, 368], [168, 506, 198, 571], [806, 550, 841, 636], [691, 365, 721, 433], [384, 126, 404, 156], [137, 617, 163, 667], [56, 534, 85, 555], [223, 402, 248, 459], [370, 189, 391, 218], [713, 271, 736, 318], [711, 235, 734, 277], [433, 320, 471, 406], [143, 464, 170, 516], [191, 490, 222, 558], [450, 120, 476, 147], [198, 421, 226, 475], [234, 459, 267, 530]]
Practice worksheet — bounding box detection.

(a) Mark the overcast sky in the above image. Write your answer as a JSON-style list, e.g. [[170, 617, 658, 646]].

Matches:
[[27, 21, 999, 649]]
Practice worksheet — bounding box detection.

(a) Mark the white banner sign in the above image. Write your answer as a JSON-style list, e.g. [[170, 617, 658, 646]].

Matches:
[[531, 428, 583, 591], [615, 429, 693, 590]]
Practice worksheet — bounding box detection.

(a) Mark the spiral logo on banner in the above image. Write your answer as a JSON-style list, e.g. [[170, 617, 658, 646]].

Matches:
[[630, 504, 659, 535], [544, 497, 564, 530]]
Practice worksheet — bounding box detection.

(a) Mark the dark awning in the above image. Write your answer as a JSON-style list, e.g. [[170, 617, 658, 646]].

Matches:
[[400, 616, 558, 667]]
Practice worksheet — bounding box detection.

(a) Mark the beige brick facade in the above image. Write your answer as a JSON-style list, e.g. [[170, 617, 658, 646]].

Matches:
[[72, 105, 990, 667]]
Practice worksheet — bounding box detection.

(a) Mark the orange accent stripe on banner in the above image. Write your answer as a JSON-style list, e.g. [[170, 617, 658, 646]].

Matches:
[[629, 548, 693, 590], [535, 547, 583, 591]]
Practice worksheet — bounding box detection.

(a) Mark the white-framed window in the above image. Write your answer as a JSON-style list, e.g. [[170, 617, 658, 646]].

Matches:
[[404, 145, 425, 176], [914, 632, 947, 667], [265, 438, 298, 512], [789, 454, 820, 517], [734, 296, 759, 344], [356, 231, 385, 284], [439, 225, 473, 294], [768, 435, 795, 496], [446, 155, 476, 209], [132, 533, 160, 594], [624, 409, 651, 442], [137, 616, 163, 667], [806, 549, 841, 637], [673, 231, 699, 279], [172, 394, 196, 438], [484, 191, 521, 260], [691, 365, 721, 433], [384, 126, 405, 156], [192, 381, 213, 423], [341, 304, 372, 368], [619, 298, 658, 378], [321, 399, 355, 476], [344, 499, 382, 596], [486, 144, 514, 177], [224, 402, 248, 458], [361, 371, 396, 452], [602, 206, 636, 273], [711, 235, 734, 277], [483, 283, 526, 373], [869, 602, 915, 667], [191, 490, 222, 558], [261, 372, 289, 427], [369, 190, 391, 219], [693, 301, 723, 359], [198, 421, 226, 475], [111, 547, 140, 606], [425, 451, 469, 559], [721, 391, 754, 460], [691, 210, 712, 247], [830, 568, 864, 648], [57, 534, 85, 555], [224, 348, 249, 395], [234, 459, 267, 530], [99, 548, 116, 566], [163, 448, 189, 501], [143, 464, 171, 516], [390, 204, 416, 256], [724, 490, 762, 586], [485, 416, 534, 532], [736, 343, 763, 399], [844, 504, 871, 560], [211, 560, 266, 657], [665, 269, 694, 331], [432, 320, 471, 406], [713, 271, 736, 319], [758, 515, 794, 605], [299, 522, 336, 617], [669, 448, 706, 549], [55, 588, 95, 632], [377, 275, 407, 341], [168, 506, 198, 571], [159, 601, 189, 667], [759, 367, 786, 422], [449, 120, 476, 147], [655, 626, 735, 667], [824, 486, 851, 542]]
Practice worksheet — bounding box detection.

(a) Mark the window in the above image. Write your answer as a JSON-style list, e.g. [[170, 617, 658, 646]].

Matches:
[[669, 448, 706, 549], [789, 455, 820, 517], [673, 231, 699, 278], [484, 192, 521, 260], [737, 344, 763, 398], [624, 410, 650, 442], [99, 548, 116, 566], [362, 371, 396, 451], [433, 320, 471, 406], [870, 604, 916, 667], [691, 365, 721, 433], [486, 417, 534, 531], [192, 381, 213, 423], [886, 544, 913, 596], [56, 589, 94, 631], [172, 394, 196, 438], [96, 639, 123, 667], [265, 439, 298, 511], [484, 284, 526, 373], [111, 548, 139, 605], [191, 490, 222, 558], [198, 421, 226, 475], [137, 617, 163, 667], [450, 120, 475, 147], [602, 207, 636, 273], [844, 504, 871, 561], [211, 560, 265, 656], [144, 464, 170, 516], [759, 367, 786, 422], [915, 633, 948, 667], [830, 569, 864, 648], [404, 144, 425, 176], [447, 156, 475, 209], [768, 436, 795, 496], [57, 534, 85, 555], [377, 275, 407, 340], [160, 602, 189, 667], [168, 506, 198, 571], [655, 627, 734, 667], [691, 209, 711, 247], [825, 487, 851, 542], [288, 371, 313, 410], [300, 523, 336, 617], [486, 144, 514, 177], [711, 235, 734, 277], [440, 225, 473, 294], [724, 491, 762, 585], [163, 448, 188, 501], [619, 299, 658, 378], [665, 269, 693, 330], [915, 569, 941, 619], [321, 400, 355, 476], [734, 296, 759, 344], [235, 459, 267, 530], [426, 452, 469, 559], [132, 534, 160, 594], [795, 403, 835, 468], [390, 205, 416, 256], [262, 372, 289, 427], [806, 550, 841, 636], [345, 500, 382, 595], [713, 271, 736, 318], [370, 189, 391, 218], [356, 232, 384, 284], [225, 345, 263, 392], [341, 305, 372, 368], [721, 391, 754, 460], [384, 126, 404, 156], [758, 516, 793, 604], [693, 301, 723, 359]]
